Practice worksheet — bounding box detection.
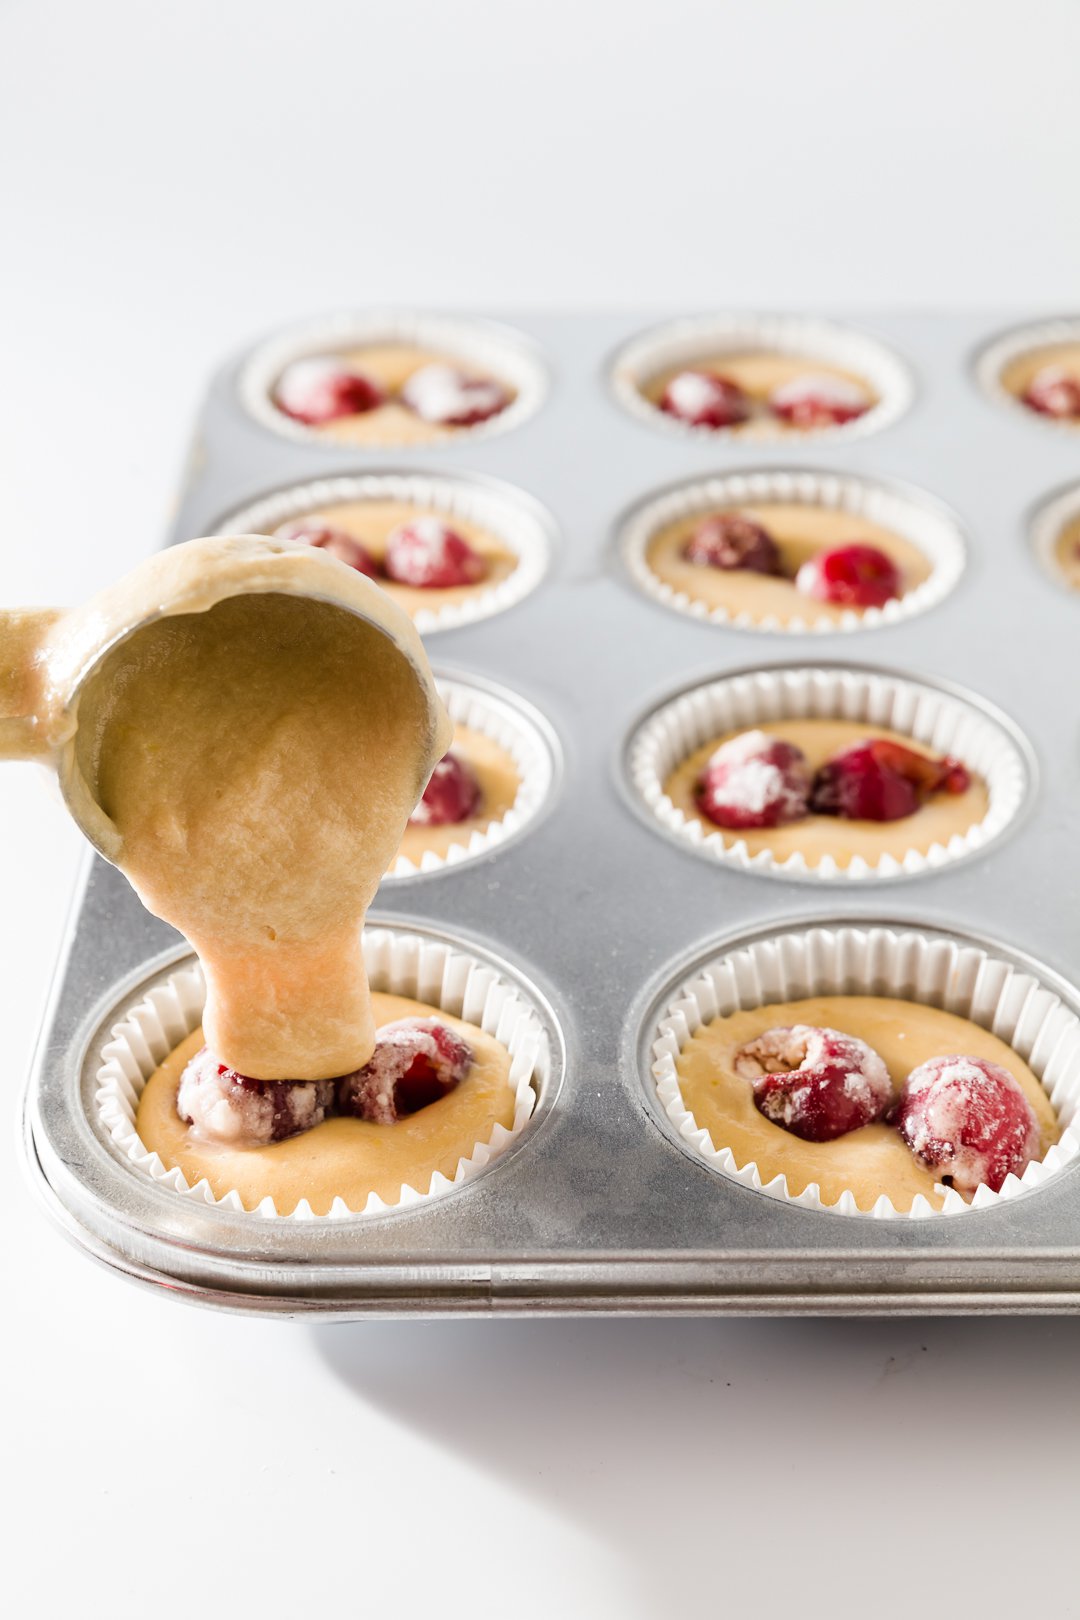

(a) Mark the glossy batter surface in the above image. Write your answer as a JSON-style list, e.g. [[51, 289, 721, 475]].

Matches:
[[674, 995, 1059, 1211]]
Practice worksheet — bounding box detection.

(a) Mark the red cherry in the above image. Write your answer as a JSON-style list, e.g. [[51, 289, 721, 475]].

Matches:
[[895, 1054, 1041, 1194], [411, 752, 483, 827], [275, 520, 380, 579], [337, 1018, 473, 1123], [272, 356, 385, 425], [736, 1025, 892, 1143], [1021, 365, 1080, 420], [768, 373, 871, 427], [177, 1047, 334, 1145], [400, 363, 510, 427], [810, 738, 970, 823], [695, 730, 811, 831], [383, 518, 488, 589], [682, 512, 782, 575], [795, 543, 902, 608], [659, 370, 750, 429]]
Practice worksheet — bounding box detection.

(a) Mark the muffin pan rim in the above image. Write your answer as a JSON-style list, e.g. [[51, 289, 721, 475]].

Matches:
[[616, 656, 1038, 886]]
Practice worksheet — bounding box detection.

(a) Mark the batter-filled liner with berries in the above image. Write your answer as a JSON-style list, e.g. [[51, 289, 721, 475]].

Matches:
[[619, 467, 964, 635], [976, 316, 1080, 434], [94, 928, 545, 1218], [220, 471, 553, 636], [648, 924, 1080, 1218], [626, 664, 1030, 882], [610, 312, 913, 445], [238, 310, 548, 448]]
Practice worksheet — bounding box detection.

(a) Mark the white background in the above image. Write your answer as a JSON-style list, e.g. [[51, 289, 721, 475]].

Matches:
[[3, 1, 1080, 1614]]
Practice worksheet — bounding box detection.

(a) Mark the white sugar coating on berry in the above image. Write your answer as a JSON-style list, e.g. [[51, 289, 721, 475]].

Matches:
[[899, 1055, 1041, 1194], [402, 364, 504, 422], [176, 1047, 332, 1146], [665, 371, 726, 415], [770, 372, 869, 409], [709, 729, 775, 768], [704, 732, 809, 817], [713, 757, 790, 816], [337, 1016, 474, 1124], [276, 355, 349, 394], [399, 516, 455, 559], [737, 1024, 890, 1100]]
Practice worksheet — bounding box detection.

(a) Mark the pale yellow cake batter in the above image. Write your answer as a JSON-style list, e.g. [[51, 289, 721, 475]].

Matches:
[[1053, 514, 1080, 589], [137, 994, 516, 1215], [675, 995, 1059, 1211], [279, 344, 516, 446], [642, 352, 875, 434], [398, 722, 522, 867], [645, 501, 931, 626], [269, 498, 519, 621], [664, 719, 988, 868], [1001, 342, 1080, 416]]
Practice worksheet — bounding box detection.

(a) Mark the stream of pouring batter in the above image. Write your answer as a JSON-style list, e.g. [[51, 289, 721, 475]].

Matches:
[[73, 589, 443, 1079]]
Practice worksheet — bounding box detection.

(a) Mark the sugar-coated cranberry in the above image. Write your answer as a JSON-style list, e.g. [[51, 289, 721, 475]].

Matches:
[[735, 1025, 892, 1143], [659, 370, 751, 429], [400, 363, 510, 427], [810, 738, 970, 823], [795, 543, 903, 609], [275, 520, 380, 579], [337, 1018, 473, 1123], [411, 751, 483, 827], [695, 730, 811, 831], [176, 1046, 334, 1146], [1021, 365, 1080, 420], [383, 518, 488, 589], [895, 1054, 1041, 1194], [272, 356, 385, 425], [682, 512, 783, 575], [768, 372, 871, 427]]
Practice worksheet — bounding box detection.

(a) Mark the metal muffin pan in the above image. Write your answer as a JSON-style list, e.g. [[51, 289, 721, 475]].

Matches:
[[21, 311, 1080, 1316]]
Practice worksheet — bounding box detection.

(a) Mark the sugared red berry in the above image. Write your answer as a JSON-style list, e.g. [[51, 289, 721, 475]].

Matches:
[[695, 730, 811, 831], [275, 520, 380, 579], [411, 751, 483, 827], [400, 363, 510, 427], [895, 1054, 1041, 1194], [768, 373, 871, 428], [682, 512, 782, 575], [383, 518, 488, 589], [177, 1046, 334, 1146], [273, 356, 385, 425], [659, 370, 751, 429], [735, 1025, 892, 1143], [337, 1018, 473, 1124], [1021, 365, 1080, 420], [810, 738, 970, 823], [795, 543, 903, 609]]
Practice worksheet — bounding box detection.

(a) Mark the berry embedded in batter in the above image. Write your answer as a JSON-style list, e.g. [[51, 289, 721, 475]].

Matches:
[[176, 1047, 335, 1146], [275, 520, 380, 579], [273, 356, 385, 426], [337, 1018, 474, 1124], [810, 738, 970, 823], [682, 512, 783, 576], [411, 751, 483, 827], [795, 543, 903, 609], [768, 373, 871, 428], [894, 1054, 1041, 1194], [659, 370, 751, 430], [401, 363, 511, 427], [383, 518, 489, 589], [695, 730, 811, 831], [1021, 365, 1080, 421], [735, 1024, 892, 1143]]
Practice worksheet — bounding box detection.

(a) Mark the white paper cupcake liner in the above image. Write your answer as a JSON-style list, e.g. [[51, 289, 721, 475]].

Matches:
[[975, 315, 1080, 433], [386, 672, 559, 879], [93, 927, 547, 1219], [619, 466, 966, 634], [610, 313, 913, 444], [648, 923, 1080, 1219], [1031, 481, 1080, 592], [626, 664, 1032, 883], [238, 309, 548, 446], [219, 470, 554, 634]]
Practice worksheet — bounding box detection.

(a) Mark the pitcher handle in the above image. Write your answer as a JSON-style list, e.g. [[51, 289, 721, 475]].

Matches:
[[0, 608, 63, 759]]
